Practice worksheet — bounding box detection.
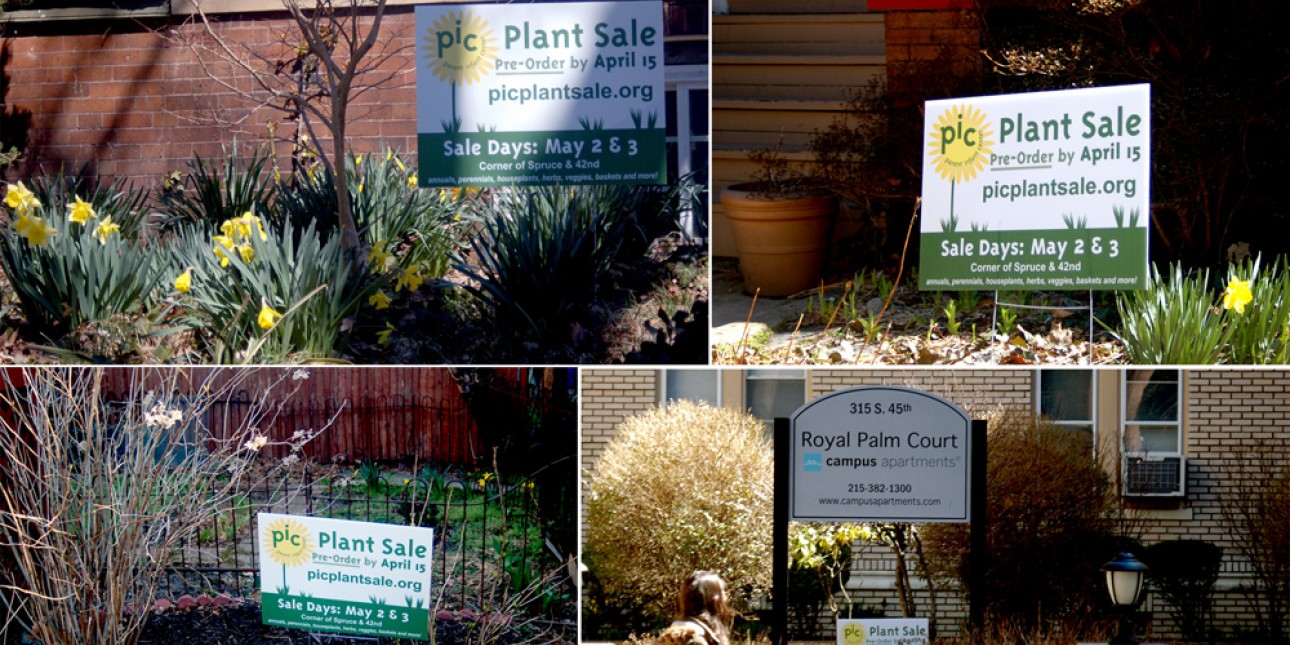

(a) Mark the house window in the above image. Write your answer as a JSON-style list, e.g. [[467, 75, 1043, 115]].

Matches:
[[745, 369, 805, 424], [1036, 369, 1096, 456], [1122, 369, 1181, 453], [1120, 369, 1185, 497], [665, 66, 709, 241], [663, 369, 719, 407]]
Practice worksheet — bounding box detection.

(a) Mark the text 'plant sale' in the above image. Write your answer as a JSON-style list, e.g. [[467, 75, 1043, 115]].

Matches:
[[919, 84, 1151, 291], [258, 513, 434, 640], [416, 1, 667, 187]]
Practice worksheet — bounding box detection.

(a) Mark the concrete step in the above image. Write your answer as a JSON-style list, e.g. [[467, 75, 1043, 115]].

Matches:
[[714, 98, 849, 150], [713, 53, 886, 101], [725, 0, 873, 14], [714, 13, 885, 56]]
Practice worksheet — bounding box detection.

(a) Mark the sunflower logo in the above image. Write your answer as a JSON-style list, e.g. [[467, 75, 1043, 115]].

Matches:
[[263, 517, 314, 567], [422, 10, 497, 86], [841, 623, 868, 645], [927, 104, 993, 184]]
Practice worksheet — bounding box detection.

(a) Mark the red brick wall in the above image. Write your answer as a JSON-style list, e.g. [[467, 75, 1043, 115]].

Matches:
[[883, 8, 982, 107], [2, 9, 418, 188]]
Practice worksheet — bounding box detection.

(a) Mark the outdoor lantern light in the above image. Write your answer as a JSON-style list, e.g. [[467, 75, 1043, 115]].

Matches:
[[1102, 552, 1150, 644]]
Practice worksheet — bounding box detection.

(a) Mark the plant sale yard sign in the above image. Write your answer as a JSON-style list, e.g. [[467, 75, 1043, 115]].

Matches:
[[415, 1, 667, 187], [837, 618, 930, 645], [918, 84, 1151, 291], [257, 513, 434, 640]]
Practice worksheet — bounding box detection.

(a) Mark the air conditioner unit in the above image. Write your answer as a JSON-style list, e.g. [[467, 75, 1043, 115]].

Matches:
[[1123, 455, 1185, 497]]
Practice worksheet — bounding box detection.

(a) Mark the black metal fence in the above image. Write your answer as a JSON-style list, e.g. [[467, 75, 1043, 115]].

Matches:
[[160, 462, 558, 616]]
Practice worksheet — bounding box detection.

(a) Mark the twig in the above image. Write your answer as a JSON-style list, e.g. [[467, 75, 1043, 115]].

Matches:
[[783, 313, 805, 362], [735, 287, 761, 357]]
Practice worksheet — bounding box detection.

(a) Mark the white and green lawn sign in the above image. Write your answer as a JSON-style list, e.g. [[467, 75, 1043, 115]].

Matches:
[[837, 618, 930, 645], [919, 84, 1151, 291], [258, 513, 434, 640], [415, 1, 666, 187]]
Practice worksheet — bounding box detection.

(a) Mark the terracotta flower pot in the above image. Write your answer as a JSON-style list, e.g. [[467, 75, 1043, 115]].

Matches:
[[720, 183, 836, 297]]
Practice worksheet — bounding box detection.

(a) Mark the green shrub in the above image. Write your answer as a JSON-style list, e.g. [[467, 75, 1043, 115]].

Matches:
[[276, 149, 460, 280], [1109, 262, 1230, 364], [167, 216, 385, 362], [788, 523, 866, 639], [584, 401, 773, 632], [0, 184, 160, 333], [921, 408, 1123, 636], [1141, 540, 1222, 641], [456, 186, 632, 339], [157, 145, 274, 232]]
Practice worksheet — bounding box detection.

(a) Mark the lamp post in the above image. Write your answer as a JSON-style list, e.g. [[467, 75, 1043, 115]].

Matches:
[[1102, 552, 1149, 645]]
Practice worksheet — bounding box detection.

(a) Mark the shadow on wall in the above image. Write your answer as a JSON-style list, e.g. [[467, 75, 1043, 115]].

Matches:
[[3, 18, 167, 182], [1, 39, 33, 173]]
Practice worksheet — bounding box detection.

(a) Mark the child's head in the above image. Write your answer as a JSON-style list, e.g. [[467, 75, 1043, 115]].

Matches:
[[679, 570, 729, 624]]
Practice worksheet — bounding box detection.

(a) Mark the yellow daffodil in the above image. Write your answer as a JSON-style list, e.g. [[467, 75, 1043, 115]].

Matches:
[[367, 243, 392, 268], [238, 243, 254, 263], [12, 212, 33, 236], [4, 181, 40, 215], [394, 156, 406, 173], [358, 182, 364, 194], [385, 149, 393, 163], [24, 216, 57, 247], [220, 219, 235, 238], [93, 216, 120, 244], [407, 175, 417, 189], [1222, 278, 1254, 314], [368, 290, 391, 310], [376, 322, 394, 345], [213, 245, 230, 267], [4, 182, 27, 209], [396, 266, 424, 293], [258, 303, 283, 331], [354, 154, 364, 166], [213, 235, 235, 267], [174, 270, 192, 293], [67, 195, 96, 225]]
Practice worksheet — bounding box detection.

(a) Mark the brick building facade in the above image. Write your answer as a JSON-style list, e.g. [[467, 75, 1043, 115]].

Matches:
[[581, 367, 1290, 641], [1, 0, 709, 196]]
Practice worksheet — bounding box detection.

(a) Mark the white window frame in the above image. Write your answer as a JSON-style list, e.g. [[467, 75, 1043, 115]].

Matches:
[[1119, 369, 1185, 497], [1034, 369, 1098, 458], [665, 64, 709, 242], [660, 369, 721, 407], [744, 369, 806, 426]]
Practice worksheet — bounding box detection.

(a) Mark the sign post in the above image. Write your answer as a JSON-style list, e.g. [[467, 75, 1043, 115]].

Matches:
[[919, 84, 1151, 291], [415, 1, 667, 187], [257, 513, 434, 640], [773, 387, 986, 644]]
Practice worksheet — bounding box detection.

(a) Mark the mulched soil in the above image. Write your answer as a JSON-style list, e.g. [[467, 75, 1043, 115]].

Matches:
[[136, 603, 571, 645], [712, 259, 1128, 365]]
